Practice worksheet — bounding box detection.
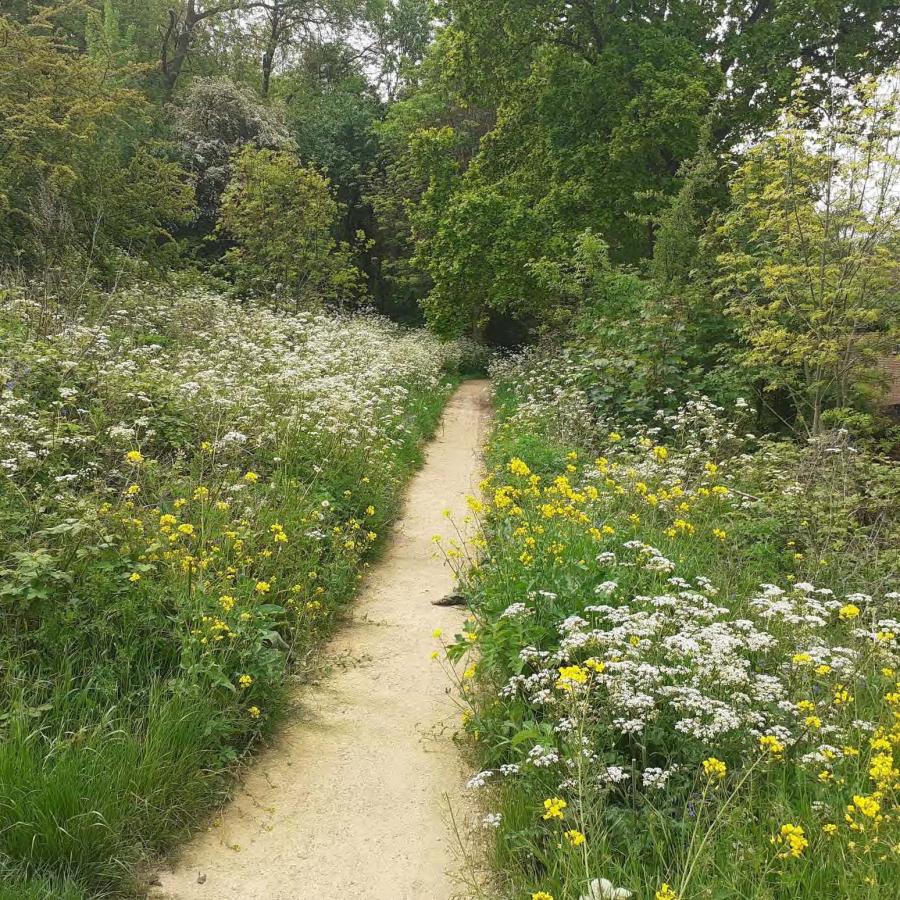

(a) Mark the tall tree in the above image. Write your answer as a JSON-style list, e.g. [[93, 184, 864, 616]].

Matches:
[[715, 73, 900, 434], [253, 1, 359, 96], [160, 1, 249, 92]]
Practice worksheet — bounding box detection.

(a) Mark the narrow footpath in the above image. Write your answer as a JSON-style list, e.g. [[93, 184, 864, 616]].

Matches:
[[152, 379, 492, 900]]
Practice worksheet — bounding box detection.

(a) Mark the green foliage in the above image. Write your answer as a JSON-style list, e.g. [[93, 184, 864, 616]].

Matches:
[[0, 282, 460, 893], [448, 374, 900, 900], [374, 2, 900, 340], [218, 145, 362, 305], [173, 74, 294, 231], [716, 72, 900, 435], [0, 11, 194, 280]]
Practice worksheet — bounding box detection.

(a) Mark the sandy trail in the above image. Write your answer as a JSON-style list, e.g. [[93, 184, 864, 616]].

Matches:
[[151, 380, 491, 900]]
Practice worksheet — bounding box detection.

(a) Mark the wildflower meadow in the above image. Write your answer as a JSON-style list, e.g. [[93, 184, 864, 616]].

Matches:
[[3, 3, 900, 898], [442, 352, 899, 900], [0, 282, 465, 898]]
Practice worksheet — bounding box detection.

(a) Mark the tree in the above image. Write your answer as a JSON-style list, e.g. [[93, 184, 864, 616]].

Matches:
[[365, 0, 435, 100], [217, 145, 361, 305], [446, 1, 900, 148], [379, 2, 900, 338], [251, 1, 360, 97], [716, 72, 900, 435], [173, 75, 292, 240], [0, 10, 193, 278]]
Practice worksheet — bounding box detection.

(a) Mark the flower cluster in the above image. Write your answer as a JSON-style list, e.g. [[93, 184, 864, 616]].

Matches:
[[449, 379, 899, 899]]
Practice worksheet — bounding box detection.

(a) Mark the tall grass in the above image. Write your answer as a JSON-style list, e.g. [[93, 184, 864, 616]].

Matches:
[[0, 282, 461, 895]]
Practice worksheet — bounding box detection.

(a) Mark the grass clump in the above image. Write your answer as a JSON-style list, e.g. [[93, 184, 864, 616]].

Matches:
[[0, 281, 463, 896], [443, 357, 899, 900]]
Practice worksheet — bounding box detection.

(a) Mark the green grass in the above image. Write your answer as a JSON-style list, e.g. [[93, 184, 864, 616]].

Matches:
[[0, 382, 454, 896], [0, 286, 461, 896], [446, 391, 900, 900]]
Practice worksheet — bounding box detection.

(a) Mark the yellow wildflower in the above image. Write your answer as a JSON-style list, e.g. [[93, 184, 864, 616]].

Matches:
[[555, 665, 588, 692], [508, 457, 532, 477], [773, 823, 808, 858], [851, 794, 881, 818], [542, 797, 567, 820], [702, 757, 727, 780]]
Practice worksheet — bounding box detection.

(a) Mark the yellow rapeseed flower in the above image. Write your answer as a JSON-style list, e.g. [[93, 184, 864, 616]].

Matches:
[[555, 665, 588, 692], [773, 823, 808, 858], [542, 797, 567, 820], [702, 757, 727, 780], [759, 735, 785, 757], [508, 457, 532, 477], [852, 794, 881, 818]]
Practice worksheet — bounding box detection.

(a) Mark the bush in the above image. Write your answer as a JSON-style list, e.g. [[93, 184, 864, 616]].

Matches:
[[0, 15, 193, 282], [218, 146, 363, 306]]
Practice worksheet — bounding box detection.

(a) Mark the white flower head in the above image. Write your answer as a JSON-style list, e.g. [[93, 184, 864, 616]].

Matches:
[[579, 877, 634, 900]]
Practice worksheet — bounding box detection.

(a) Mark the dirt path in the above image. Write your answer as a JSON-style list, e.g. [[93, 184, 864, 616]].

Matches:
[[151, 380, 492, 900]]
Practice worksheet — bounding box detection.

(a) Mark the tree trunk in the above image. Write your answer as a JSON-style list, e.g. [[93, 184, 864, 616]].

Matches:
[[260, 6, 283, 97], [161, 2, 206, 94]]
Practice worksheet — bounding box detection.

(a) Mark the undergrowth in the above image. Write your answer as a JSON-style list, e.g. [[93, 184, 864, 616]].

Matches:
[[0, 282, 463, 897], [443, 368, 899, 900]]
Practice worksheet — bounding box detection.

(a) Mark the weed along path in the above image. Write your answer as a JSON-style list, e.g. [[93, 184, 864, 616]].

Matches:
[[152, 379, 492, 900]]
